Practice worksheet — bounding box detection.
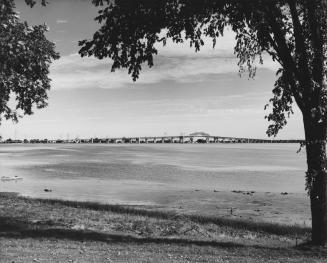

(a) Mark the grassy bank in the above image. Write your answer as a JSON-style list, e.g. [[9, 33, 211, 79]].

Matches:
[[0, 192, 326, 262]]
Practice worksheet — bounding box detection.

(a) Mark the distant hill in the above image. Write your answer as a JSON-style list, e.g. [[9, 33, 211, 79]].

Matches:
[[189, 132, 210, 137]]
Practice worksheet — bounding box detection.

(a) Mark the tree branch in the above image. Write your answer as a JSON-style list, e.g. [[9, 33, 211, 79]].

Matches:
[[262, 3, 305, 111], [263, 6, 298, 76], [305, 0, 325, 122], [288, 0, 311, 83], [306, 0, 324, 85]]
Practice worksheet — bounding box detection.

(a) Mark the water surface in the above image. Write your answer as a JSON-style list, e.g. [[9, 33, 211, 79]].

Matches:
[[0, 143, 306, 205]]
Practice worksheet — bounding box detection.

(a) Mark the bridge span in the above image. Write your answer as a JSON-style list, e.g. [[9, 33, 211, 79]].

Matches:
[[76, 135, 302, 144], [1, 135, 302, 144]]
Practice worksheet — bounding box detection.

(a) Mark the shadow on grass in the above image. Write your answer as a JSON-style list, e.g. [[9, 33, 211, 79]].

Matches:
[[1, 215, 326, 259], [0, 216, 289, 251], [21, 195, 310, 237]]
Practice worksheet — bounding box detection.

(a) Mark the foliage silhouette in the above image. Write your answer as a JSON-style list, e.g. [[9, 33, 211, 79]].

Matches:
[[0, 0, 59, 123]]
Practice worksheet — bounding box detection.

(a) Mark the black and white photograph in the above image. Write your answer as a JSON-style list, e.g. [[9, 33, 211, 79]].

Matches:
[[0, 0, 327, 262]]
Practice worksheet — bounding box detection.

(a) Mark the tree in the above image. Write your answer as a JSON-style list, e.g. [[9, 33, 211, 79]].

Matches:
[[0, 0, 59, 123], [79, 0, 327, 245]]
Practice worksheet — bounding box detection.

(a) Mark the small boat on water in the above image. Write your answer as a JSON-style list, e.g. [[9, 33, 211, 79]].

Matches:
[[1, 176, 23, 181]]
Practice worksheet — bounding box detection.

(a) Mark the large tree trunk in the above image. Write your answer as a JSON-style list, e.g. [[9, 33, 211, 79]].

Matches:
[[303, 115, 327, 245]]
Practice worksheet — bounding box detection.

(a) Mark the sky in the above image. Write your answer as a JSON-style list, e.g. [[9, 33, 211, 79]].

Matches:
[[1, 0, 304, 140]]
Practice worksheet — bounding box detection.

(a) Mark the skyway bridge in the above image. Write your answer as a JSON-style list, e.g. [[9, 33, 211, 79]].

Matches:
[[75, 135, 302, 144]]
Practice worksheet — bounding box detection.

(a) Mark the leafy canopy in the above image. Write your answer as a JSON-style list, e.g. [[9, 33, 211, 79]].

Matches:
[[0, 0, 59, 123], [79, 0, 327, 136]]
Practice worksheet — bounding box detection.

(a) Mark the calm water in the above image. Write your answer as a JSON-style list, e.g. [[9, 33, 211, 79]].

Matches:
[[0, 143, 306, 204]]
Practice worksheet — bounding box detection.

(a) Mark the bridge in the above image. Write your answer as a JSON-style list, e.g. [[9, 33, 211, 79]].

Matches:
[[74, 135, 302, 144]]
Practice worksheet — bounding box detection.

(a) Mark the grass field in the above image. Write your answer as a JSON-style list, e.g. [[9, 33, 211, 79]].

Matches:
[[0, 192, 326, 263]]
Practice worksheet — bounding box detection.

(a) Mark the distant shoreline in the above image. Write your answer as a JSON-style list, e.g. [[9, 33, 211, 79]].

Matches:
[[1, 138, 303, 144]]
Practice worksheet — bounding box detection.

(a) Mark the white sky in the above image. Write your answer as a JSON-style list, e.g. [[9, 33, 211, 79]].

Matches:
[[0, 0, 304, 140]]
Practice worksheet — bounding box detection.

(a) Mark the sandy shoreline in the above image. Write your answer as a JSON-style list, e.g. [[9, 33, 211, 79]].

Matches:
[[139, 189, 311, 226]]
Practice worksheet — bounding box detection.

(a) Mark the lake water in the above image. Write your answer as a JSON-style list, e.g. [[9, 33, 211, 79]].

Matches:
[[0, 143, 307, 205]]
